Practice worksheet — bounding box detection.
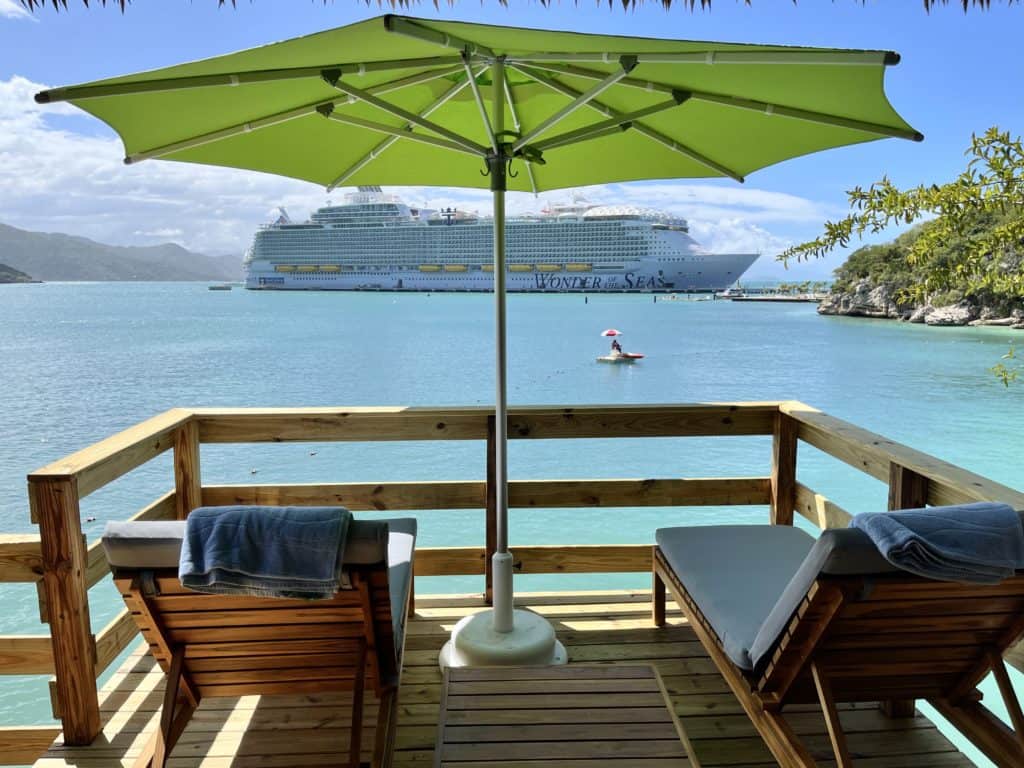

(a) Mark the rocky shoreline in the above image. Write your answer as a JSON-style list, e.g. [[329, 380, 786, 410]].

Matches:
[[818, 279, 1024, 329], [0, 262, 37, 284]]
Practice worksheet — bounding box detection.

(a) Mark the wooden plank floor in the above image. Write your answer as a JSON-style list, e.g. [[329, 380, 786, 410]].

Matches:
[[34, 591, 975, 768]]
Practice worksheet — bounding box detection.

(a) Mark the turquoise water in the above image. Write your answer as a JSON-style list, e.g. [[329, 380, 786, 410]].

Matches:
[[1, 282, 1022, 763]]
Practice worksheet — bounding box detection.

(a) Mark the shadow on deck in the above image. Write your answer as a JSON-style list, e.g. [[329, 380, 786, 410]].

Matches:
[[33, 591, 972, 768]]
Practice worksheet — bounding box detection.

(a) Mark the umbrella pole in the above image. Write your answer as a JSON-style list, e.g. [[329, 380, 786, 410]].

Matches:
[[490, 58, 514, 636], [437, 57, 566, 668]]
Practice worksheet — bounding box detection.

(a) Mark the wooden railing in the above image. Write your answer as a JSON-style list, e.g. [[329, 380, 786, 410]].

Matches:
[[2, 401, 1023, 763]]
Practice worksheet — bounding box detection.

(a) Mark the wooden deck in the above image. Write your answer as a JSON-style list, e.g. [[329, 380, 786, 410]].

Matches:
[[32, 591, 975, 768]]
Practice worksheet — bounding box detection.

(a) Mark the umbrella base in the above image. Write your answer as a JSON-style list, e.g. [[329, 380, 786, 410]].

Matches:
[[438, 608, 569, 669]]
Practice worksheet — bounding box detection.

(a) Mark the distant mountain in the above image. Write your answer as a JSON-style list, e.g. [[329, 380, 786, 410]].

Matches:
[[0, 262, 35, 283], [0, 223, 242, 282]]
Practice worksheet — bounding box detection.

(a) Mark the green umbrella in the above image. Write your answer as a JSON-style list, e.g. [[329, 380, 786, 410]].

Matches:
[[36, 14, 920, 668]]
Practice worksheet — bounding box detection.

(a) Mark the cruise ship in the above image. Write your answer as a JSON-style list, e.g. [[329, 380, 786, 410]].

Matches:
[[244, 188, 759, 293]]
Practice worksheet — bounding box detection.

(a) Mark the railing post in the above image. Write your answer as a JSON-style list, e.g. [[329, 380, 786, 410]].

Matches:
[[770, 412, 798, 525], [173, 421, 202, 520], [29, 476, 100, 745], [484, 415, 497, 605], [888, 462, 929, 513], [881, 462, 929, 719]]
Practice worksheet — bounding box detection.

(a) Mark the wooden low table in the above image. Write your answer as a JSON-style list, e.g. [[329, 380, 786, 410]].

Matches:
[[434, 663, 699, 767]]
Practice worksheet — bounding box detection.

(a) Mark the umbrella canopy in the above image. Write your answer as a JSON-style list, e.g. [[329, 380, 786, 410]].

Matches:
[[36, 14, 920, 669], [36, 15, 920, 190], [601, 329, 624, 337]]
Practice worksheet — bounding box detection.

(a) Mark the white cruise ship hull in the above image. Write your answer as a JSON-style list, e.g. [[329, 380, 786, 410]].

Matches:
[[246, 253, 757, 293], [244, 191, 759, 293]]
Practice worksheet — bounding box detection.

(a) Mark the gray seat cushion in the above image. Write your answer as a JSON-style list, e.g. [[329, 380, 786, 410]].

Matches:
[[657, 524, 897, 671], [102, 515, 417, 649], [103, 520, 186, 569], [656, 525, 815, 671]]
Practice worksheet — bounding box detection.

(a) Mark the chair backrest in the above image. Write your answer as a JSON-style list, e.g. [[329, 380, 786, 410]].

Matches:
[[756, 568, 1024, 707], [106, 519, 401, 700]]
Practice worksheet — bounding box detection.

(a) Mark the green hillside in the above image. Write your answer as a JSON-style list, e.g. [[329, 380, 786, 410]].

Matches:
[[832, 212, 1023, 314], [0, 223, 241, 282], [0, 262, 34, 283]]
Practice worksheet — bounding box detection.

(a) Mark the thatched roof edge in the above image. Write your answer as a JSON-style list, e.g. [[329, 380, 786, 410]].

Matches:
[[17, 0, 1024, 13]]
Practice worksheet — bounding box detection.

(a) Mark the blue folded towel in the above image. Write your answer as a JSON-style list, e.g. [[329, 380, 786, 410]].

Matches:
[[179, 506, 351, 599], [850, 501, 1024, 584]]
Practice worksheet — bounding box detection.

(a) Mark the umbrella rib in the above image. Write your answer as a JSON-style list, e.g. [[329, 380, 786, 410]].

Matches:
[[35, 56, 465, 104], [529, 93, 689, 153], [511, 57, 637, 153], [533, 123, 633, 153], [508, 49, 899, 67], [324, 72, 488, 157], [123, 65, 466, 165], [326, 66, 487, 191], [525, 61, 923, 142], [384, 15, 497, 60], [462, 53, 498, 153], [503, 80, 537, 194], [511, 64, 744, 183], [319, 108, 483, 158]]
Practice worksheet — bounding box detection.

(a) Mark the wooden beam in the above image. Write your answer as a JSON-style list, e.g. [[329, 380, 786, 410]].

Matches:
[[888, 462, 930, 511], [882, 463, 929, 719], [0, 635, 54, 676], [191, 403, 780, 444], [194, 406, 489, 443], [510, 477, 770, 508], [94, 608, 139, 677], [202, 481, 484, 511], [811, 661, 853, 767], [1006, 642, 1024, 676], [781, 401, 1024, 510], [152, 646, 188, 768], [505, 403, 778, 439], [173, 422, 202, 520], [759, 581, 845, 703], [415, 547, 486, 577], [770, 413, 798, 525], [28, 408, 191, 500], [512, 545, 651, 574], [652, 549, 666, 627], [0, 726, 61, 766], [0, 534, 43, 582], [199, 477, 768, 514], [793, 483, 851, 529], [987, 647, 1024, 741], [30, 476, 100, 745], [414, 544, 651, 577], [930, 696, 1024, 767]]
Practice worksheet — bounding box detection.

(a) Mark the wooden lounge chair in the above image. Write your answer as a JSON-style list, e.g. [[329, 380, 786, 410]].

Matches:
[[652, 521, 1024, 768], [102, 516, 417, 768]]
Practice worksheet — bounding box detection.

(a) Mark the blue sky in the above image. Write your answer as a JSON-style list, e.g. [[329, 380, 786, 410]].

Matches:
[[1, 0, 1021, 279]]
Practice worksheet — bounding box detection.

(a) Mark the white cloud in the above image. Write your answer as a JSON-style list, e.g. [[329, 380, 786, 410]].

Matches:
[[1, 74, 835, 276], [133, 227, 185, 240], [688, 218, 791, 257], [0, 0, 34, 20]]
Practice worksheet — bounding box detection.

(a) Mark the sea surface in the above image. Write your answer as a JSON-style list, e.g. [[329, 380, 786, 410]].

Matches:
[[1, 282, 1022, 764]]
